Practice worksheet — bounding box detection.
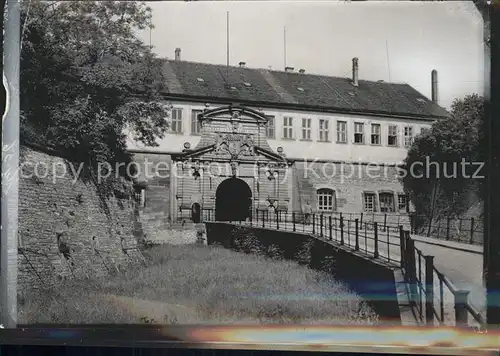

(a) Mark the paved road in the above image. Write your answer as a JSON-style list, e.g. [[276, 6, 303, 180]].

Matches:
[[234, 218, 485, 322]]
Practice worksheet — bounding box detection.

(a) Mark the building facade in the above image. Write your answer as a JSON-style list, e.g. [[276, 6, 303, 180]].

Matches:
[[128, 50, 449, 225]]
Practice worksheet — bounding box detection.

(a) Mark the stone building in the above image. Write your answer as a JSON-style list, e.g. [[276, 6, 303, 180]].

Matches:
[[128, 49, 449, 224]]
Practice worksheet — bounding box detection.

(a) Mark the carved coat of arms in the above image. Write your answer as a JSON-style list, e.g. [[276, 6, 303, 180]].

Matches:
[[214, 133, 255, 160]]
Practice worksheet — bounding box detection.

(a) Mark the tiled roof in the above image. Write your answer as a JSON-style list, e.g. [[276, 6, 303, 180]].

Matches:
[[160, 59, 449, 119]]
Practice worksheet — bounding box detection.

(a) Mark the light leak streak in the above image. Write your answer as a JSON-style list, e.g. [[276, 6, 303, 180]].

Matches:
[[176, 325, 500, 351]]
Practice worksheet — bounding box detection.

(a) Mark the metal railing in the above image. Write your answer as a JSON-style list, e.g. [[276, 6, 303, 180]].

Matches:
[[410, 214, 484, 245], [402, 231, 485, 328], [202, 210, 403, 265], [202, 209, 485, 328]]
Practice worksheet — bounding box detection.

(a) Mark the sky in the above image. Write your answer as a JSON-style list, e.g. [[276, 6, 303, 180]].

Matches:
[[138, 1, 486, 110]]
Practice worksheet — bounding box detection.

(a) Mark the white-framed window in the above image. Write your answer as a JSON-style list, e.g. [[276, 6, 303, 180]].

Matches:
[[317, 188, 335, 212], [191, 109, 203, 134], [266, 115, 275, 139], [171, 108, 183, 133], [354, 122, 364, 144], [371, 124, 381, 145], [301, 118, 311, 140], [319, 119, 329, 142], [283, 116, 293, 139], [398, 194, 408, 212], [404, 126, 414, 147], [379, 192, 395, 213], [388, 125, 398, 146], [337, 121, 347, 143], [363, 192, 377, 212]]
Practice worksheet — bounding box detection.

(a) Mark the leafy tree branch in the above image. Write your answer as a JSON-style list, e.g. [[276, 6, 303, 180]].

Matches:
[[21, 1, 169, 184]]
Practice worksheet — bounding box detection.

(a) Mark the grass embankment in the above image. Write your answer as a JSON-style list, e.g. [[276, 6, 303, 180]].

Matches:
[[19, 244, 378, 325]]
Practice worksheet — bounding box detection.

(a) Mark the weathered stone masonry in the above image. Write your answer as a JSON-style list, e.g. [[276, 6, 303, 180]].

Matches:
[[18, 146, 144, 292]]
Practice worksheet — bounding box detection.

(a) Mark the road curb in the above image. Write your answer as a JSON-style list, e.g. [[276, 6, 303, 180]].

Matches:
[[411, 236, 482, 255]]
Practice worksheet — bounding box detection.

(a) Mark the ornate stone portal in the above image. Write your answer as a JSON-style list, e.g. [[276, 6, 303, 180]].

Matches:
[[172, 105, 292, 222]]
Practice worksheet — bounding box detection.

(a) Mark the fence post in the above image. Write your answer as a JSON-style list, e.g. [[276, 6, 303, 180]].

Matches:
[[406, 235, 417, 305], [293, 212, 296, 232], [399, 225, 405, 265], [276, 210, 280, 230], [334, 217, 338, 240], [320, 214, 324, 237], [329, 216, 332, 240], [425, 255, 435, 326], [470, 218, 475, 244], [340, 215, 344, 245], [313, 214, 316, 235], [262, 210, 265, 228], [446, 217, 451, 240], [384, 213, 387, 232], [360, 212, 364, 226], [405, 231, 413, 269], [374, 222, 379, 258], [355, 219, 359, 251], [454, 290, 470, 327]]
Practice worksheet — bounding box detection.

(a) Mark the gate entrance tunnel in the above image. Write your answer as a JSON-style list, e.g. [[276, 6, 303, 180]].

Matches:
[[215, 177, 252, 221]]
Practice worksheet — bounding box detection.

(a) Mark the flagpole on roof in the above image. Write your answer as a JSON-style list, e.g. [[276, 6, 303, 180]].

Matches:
[[284, 26, 287, 69], [386, 40, 391, 82], [226, 11, 229, 84]]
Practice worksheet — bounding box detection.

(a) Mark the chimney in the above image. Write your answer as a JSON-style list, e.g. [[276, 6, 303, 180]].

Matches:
[[352, 57, 359, 87], [299, 69, 305, 74], [431, 69, 438, 104], [285, 66, 294, 72], [239, 61, 246, 68], [175, 48, 181, 61]]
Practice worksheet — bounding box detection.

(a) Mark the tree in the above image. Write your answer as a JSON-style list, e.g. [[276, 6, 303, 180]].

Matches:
[[401, 94, 484, 223], [20, 1, 169, 180]]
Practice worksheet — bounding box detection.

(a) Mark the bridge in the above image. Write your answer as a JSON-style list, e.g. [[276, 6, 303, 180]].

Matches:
[[201, 210, 484, 328]]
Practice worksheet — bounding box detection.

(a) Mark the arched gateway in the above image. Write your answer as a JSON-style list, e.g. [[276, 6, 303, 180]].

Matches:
[[215, 178, 252, 221]]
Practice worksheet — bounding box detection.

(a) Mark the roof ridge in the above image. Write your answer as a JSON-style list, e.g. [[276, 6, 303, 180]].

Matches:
[[164, 58, 410, 87]]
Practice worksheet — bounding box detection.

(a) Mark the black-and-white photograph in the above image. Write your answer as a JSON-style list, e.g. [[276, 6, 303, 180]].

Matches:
[[5, 0, 487, 328]]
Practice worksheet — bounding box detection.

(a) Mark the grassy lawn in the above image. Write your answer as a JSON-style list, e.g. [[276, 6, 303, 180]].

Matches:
[[19, 244, 378, 325]]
